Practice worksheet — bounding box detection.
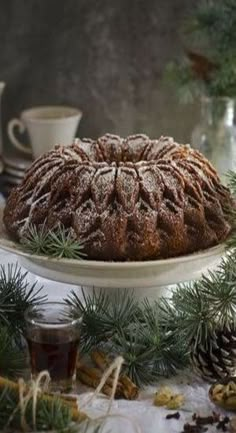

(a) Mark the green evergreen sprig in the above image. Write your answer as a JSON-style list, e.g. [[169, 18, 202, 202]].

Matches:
[[0, 327, 25, 378], [226, 170, 236, 196], [165, 0, 236, 100], [164, 61, 204, 103], [66, 289, 189, 386], [0, 384, 97, 433], [112, 302, 188, 386], [190, 0, 236, 55], [160, 250, 236, 350], [225, 170, 236, 235], [0, 389, 72, 432], [66, 289, 139, 353], [0, 263, 46, 341], [20, 223, 86, 259]]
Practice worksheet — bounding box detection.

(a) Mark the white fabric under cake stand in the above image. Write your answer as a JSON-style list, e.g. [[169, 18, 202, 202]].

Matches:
[[77, 373, 227, 433]]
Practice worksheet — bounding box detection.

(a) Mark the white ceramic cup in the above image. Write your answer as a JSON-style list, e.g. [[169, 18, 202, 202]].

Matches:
[[7, 105, 82, 158]]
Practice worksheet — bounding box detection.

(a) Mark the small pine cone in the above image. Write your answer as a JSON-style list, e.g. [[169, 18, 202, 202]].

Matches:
[[191, 326, 236, 382]]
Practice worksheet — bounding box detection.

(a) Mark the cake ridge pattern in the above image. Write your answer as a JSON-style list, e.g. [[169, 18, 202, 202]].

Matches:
[[4, 133, 233, 261]]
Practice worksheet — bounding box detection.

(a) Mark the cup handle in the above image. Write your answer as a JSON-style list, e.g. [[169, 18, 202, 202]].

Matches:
[[7, 118, 32, 155]]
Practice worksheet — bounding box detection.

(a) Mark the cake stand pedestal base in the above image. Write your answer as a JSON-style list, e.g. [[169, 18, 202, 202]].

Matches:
[[81, 284, 174, 300]]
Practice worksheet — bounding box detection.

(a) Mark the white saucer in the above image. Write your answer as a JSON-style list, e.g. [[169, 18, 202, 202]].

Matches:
[[3, 154, 31, 171], [2, 174, 22, 185], [4, 165, 25, 178]]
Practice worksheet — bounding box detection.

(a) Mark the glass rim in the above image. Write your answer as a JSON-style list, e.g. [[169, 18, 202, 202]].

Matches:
[[24, 301, 82, 328]]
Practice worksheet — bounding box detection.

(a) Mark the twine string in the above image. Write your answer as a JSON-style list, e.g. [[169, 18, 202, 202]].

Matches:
[[80, 355, 124, 411], [19, 378, 29, 432], [31, 371, 50, 430], [6, 370, 50, 432], [6, 357, 141, 433], [107, 356, 123, 415], [80, 356, 143, 433]]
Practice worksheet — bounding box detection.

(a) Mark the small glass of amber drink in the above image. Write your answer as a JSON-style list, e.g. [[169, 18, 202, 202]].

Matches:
[[24, 302, 82, 392]]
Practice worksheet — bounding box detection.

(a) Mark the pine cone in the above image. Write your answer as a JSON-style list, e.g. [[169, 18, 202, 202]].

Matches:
[[191, 327, 236, 382]]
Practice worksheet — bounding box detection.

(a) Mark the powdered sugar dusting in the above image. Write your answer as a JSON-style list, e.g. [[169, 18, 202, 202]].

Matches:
[[4, 133, 233, 261]]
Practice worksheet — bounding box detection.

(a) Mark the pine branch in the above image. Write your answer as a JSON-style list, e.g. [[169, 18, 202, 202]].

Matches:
[[66, 289, 110, 352], [0, 377, 95, 433], [0, 263, 46, 341], [193, 0, 236, 54], [158, 297, 183, 333], [200, 265, 236, 327], [66, 290, 189, 385], [20, 223, 49, 255], [100, 289, 138, 335], [164, 61, 204, 103], [226, 233, 236, 251], [0, 386, 74, 432], [0, 384, 72, 431], [164, 0, 236, 98], [112, 330, 157, 387], [159, 250, 236, 353], [20, 223, 86, 259], [139, 301, 188, 377], [0, 327, 25, 378], [171, 281, 213, 345], [226, 170, 236, 196], [66, 289, 138, 353], [111, 316, 188, 386], [47, 224, 87, 259]]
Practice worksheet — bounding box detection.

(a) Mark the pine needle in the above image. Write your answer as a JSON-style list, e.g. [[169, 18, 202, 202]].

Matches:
[[47, 224, 87, 259], [66, 289, 189, 385], [0, 380, 101, 432], [112, 330, 157, 386], [0, 385, 73, 431], [164, 0, 236, 99], [20, 223, 49, 255], [0, 263, 46, 341], [0, 327, 25, 378], [66, 288, 110, 352], [160, 249, 236, 352], [20, 223, 86, 260], [227, 170, 236, 195]]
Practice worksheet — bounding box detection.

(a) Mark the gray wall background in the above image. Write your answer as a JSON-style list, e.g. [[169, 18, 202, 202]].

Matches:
[[0, 0, 199, 152]]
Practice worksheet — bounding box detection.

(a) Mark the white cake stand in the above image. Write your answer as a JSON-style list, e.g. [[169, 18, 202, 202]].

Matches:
[[0, 221, 225, 299], [0, 205, 226, 298]]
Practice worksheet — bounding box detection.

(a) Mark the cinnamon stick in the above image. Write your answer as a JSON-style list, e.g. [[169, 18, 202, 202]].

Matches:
[[77, 364, 124, 398], [91, 350, 109, 370], [46, 392, 79, 410], [91, 350, 139, 399], [118, 375, 139, 400], [77, 351, 139, 400]]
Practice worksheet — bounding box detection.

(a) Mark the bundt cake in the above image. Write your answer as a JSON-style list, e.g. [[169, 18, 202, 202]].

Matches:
[[3, 133, 233, 261]]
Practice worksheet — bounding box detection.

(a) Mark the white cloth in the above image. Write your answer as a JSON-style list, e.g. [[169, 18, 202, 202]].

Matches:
[[78, 375, 226, 433]]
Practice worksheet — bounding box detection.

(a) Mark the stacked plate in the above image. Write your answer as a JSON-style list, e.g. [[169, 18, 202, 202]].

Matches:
[[1, 154, 32, 196], [3, 154, 31, 183]]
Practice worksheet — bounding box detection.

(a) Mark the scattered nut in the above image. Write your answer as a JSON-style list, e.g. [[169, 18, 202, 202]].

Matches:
[[166, 394, 185, 410], [154, 386, 173, 406], [211, 380, 236, 410]]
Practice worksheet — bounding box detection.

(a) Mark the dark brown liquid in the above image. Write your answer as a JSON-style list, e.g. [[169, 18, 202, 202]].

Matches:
[[26, 329, 79, 381]]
